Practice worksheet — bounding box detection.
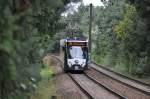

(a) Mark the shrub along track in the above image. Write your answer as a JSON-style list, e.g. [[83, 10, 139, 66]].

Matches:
[[51, 55, 126, 99], [86, 62, 150, 99]]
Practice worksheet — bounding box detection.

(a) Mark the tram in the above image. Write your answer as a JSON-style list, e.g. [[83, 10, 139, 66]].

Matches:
[[61, 37, 89, 72]]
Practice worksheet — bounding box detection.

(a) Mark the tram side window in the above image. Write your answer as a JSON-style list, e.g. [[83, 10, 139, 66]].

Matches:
[[68, 46, 87, 59]]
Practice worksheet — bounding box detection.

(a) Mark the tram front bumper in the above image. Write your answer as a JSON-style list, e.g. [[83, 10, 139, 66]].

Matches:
[[67, 64, 87, 70]]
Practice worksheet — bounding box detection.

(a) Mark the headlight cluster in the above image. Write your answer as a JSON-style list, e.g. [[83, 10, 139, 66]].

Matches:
[[68, 61, 72, 67], [81, 62, 85, 67], [68, 60, 86, 68]]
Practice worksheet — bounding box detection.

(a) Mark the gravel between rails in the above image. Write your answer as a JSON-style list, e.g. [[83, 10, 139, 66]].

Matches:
[[86, 67, 150, 99], [53, 55, 145, 99], [52, 55, 123, 99], [70, 74, 123, 99], [91, 63, 150, 94], [55, 74, 89, 99]]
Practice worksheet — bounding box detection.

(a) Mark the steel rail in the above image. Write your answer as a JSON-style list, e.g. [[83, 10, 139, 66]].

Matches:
[[84, 73, 127, 99], [51, 55, 93, 99], [68, 74, 94, 99], [52, 55, 126, 99], [51, 56, 150, 95], [69, 73, 126, 99], [85, 74, 128, 99], [91, 62, 150, 95], [92, 61, 150, 87]]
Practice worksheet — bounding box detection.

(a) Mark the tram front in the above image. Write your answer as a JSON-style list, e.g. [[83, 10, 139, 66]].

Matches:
[[64, 39, 88, 71]]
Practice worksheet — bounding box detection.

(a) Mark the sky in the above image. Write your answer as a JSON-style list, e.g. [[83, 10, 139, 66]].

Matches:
[[62, 0, 104, 16], [83, 0, 104, 6]]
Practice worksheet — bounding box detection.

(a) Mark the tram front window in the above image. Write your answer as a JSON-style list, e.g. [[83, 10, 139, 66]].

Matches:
[[68, 46, 86, 59]]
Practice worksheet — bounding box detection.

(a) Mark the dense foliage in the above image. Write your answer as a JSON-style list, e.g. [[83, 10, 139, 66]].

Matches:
[[1, 0, 150, 98], [0, 0, 79, 99], [127, 0, 150, 74], [66, 0, 150, 76]]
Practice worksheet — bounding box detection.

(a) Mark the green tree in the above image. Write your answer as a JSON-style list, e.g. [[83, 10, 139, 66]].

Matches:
[[0, 0, 79, 99]]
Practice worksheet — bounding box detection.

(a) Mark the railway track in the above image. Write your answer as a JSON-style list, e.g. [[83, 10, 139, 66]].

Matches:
[[69, 73, 126, 99], [87, 62, 150, 99], [51, 55, 126, 99], [51, 55, 150, 99], [92, 62, 150, 88]]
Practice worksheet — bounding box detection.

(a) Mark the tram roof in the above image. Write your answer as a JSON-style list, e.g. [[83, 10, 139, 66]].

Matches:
[[66, 37, 88, 42]]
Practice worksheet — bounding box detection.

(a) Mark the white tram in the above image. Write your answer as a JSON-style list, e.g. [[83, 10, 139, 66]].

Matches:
[[61, 37, 89, 72]]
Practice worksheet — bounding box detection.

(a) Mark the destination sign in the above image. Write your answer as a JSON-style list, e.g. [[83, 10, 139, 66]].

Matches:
[[67, 42, 86, 46]]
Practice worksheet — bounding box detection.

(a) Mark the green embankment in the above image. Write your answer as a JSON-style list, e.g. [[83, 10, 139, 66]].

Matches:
[[30, 66, 56, 99]]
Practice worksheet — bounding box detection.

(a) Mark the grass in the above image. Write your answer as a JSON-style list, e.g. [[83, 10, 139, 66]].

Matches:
[[40, 66, 54, 79], [30, 66, 57, 99]]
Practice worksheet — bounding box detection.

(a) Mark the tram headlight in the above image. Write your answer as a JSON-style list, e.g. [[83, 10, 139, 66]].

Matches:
[[81, 62, 85, 67], [68, 61, 72, 67]]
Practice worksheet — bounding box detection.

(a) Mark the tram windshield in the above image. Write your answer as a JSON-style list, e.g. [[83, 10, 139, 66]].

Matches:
[[68, 46, 87, 59]]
